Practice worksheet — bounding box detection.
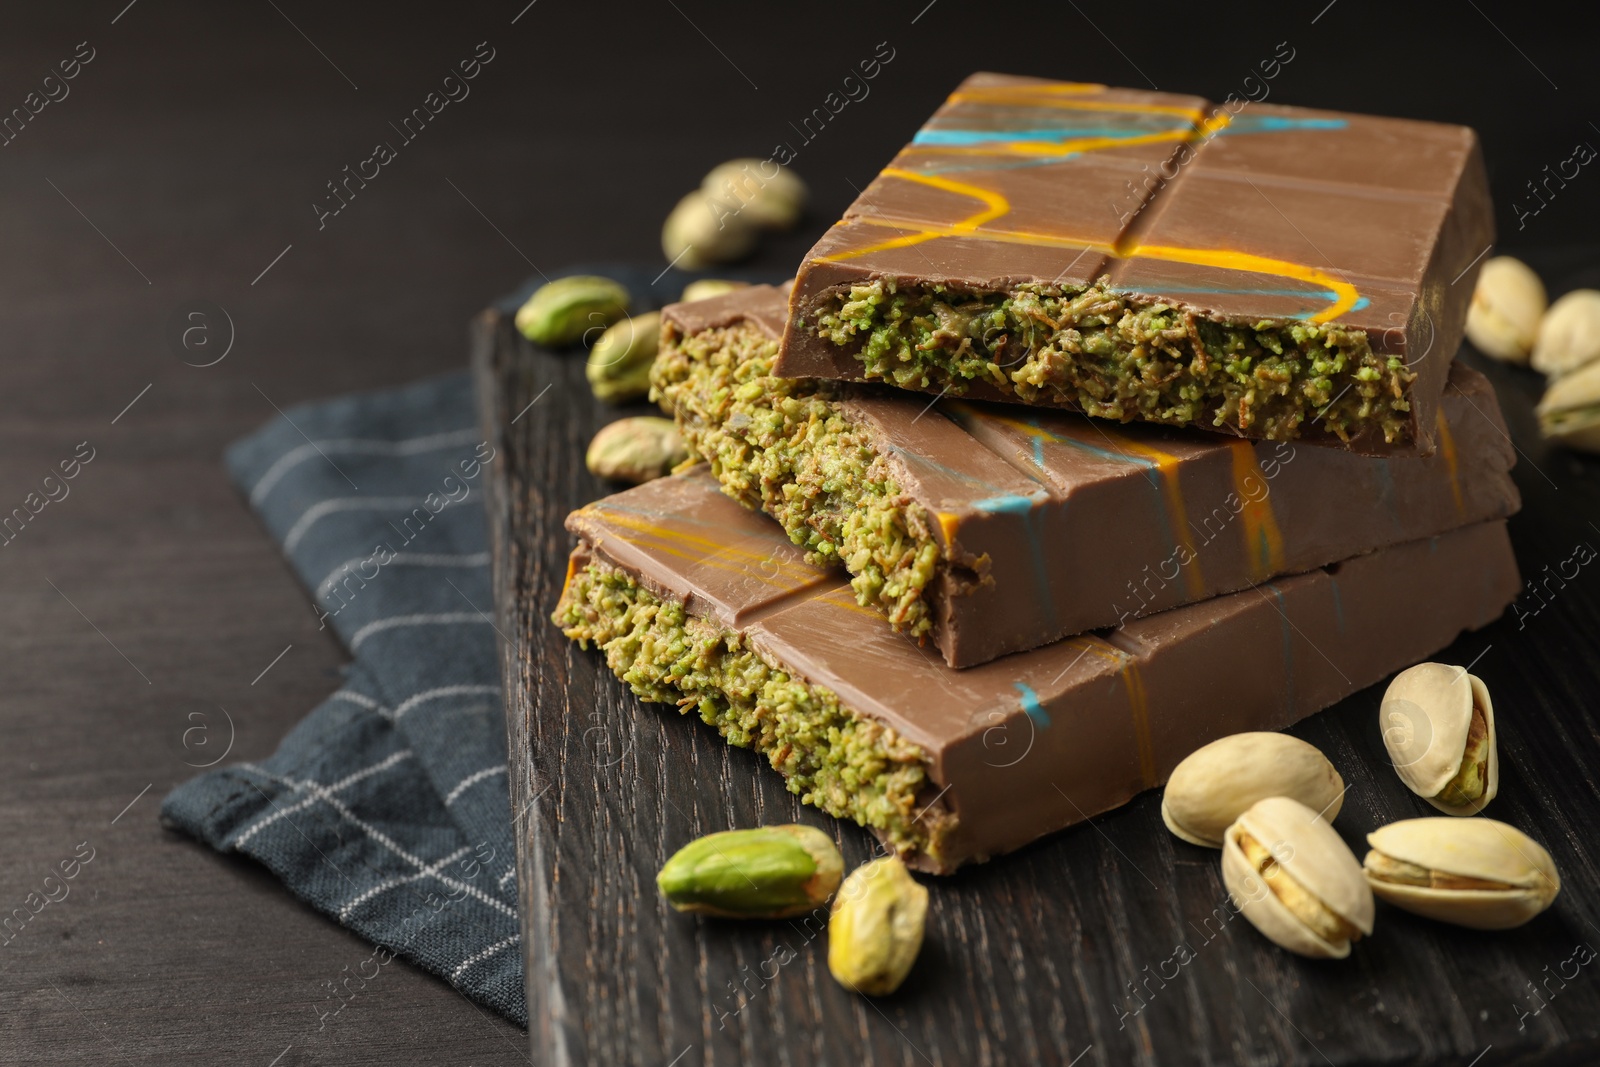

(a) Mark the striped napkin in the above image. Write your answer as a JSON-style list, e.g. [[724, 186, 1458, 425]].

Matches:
[[160, 371, 524, 1025]]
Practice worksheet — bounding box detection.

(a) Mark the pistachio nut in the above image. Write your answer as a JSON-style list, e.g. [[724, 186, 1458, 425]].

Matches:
[[701, 158, 808, 231], [1380, 662, 1498, 815], [1537, 356, 1600, 452], [1532, 289, 1600, 378], [586, 312, 662, 404], [1220, 796, 1373, 959], [657, 825, 843, 919], [585, 417, 688, 484], [1465, 256, 1547, 364], [1161, 733, 1345, 848], [661, 192, 759, 270], [1363, 817, 1560, 930], [680, 278, 751, 304], [514, 275, 630, 348], [828, 856, 928, 996]]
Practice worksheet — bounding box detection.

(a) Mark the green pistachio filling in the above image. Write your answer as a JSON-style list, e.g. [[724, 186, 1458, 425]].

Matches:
[[1540, 404, 1600, 435], [652, 320, 942, 638], [810, 278, 1416, 444], [556, 561, 953, 863], [1435, 702, 1490, 807]]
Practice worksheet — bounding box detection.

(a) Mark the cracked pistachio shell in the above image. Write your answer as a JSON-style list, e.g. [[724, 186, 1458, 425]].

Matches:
[[657, 825, 843, 919], [1221, 797, 1373, 959], [661, 192, 759, 270], [585, 417, 687, 484], [1380, 663, 1498, 815], [586, 312, 662, 404], [1532, 289, 1600, 377], [1363, 818, 1560, 930], [1466, 256, 1547, 363], [701, 159, 807, 231], [828, 856, 928, 996], [1161, 733, 1344, 848], [1538, 356, 1600, 453]]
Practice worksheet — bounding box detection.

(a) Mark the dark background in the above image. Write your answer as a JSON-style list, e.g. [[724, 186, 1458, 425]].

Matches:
[[0, 2, 1595, 1064]]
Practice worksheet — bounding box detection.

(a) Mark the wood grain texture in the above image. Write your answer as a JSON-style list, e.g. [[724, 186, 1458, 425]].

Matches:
[[479, 251, 1600, 1067]]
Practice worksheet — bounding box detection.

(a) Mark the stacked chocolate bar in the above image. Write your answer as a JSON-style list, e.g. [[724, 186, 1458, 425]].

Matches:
[[555, 74, 1521, 873]]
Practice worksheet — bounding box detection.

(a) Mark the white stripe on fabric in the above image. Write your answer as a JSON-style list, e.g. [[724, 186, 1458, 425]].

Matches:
[[232, 750, 413, 847], [314, 551, 491, 597], [326, 691, 389, 715], [338, 845, 473, 920], [444, 765, 507, 806], [290, 789, 516, 918], [240, 759, 516, 920], [390, 684, 500, 722], [348, 614, 491, 651], [282, 497, 420, 553], [250, 428, 480, 505], [451, 935, 520, 981], [497, 868, 517, 889]]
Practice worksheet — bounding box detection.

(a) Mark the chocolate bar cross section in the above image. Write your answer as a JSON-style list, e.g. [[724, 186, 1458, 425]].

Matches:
[[659, 285, 1519, 667], [555, 472, 1518, 873], [776, 73, 1493, 454]]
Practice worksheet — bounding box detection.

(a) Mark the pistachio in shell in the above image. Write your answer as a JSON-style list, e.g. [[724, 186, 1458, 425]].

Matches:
[[701, 158, 807, 231], [661, 192, 758, 270], [1380, 662, 1497, 815], [1363, 817, 1560, 930], [1538, 356, 1600, 453], [1531, 289, 1600, 378], [1161, 732, 1345, 848], [680, 278, 751, 303], [1220, 796, 1373, 959], [1465, 256, 1546, 364]]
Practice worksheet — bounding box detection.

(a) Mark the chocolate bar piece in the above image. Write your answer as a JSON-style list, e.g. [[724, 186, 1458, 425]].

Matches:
[[554, 472, 1518, 873], [658, 285, 1519, 667], [776, 73, 1493, 455]]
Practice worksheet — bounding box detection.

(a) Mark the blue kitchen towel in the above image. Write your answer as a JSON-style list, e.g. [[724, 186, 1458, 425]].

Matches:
[[160, 371, 525, 1025]]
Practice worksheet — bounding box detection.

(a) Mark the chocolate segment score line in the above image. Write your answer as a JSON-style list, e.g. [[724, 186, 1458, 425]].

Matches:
[[661, 284, 1520, 667], [557, 472, 1519, 873], [778, 73, 1495, 454]]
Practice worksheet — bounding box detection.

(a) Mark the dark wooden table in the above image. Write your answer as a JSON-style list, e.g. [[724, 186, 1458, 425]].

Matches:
[[2, 2, 1596, 1064]]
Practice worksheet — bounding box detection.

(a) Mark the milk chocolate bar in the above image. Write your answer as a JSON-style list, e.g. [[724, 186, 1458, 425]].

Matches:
[[776, 73, 1493, 455], [554, 472, 1518, 873], [657, 285, 1519, 667]]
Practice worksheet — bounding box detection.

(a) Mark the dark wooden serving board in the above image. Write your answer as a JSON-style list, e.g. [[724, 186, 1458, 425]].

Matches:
[[473, 259, 1600, 1067]]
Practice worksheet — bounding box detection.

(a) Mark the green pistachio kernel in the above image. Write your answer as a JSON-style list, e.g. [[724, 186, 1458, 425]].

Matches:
[[586, 312, 662, 404], [514, 275, 630, 348], [657, 825, 843, 919]]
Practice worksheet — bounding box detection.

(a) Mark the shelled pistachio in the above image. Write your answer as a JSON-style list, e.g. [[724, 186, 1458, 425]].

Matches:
[[585, 417, 687, 484], [586, 312, 662, 404], [514, 275, 630, 348], [657, 825, 843, 919], [828, 856, 928, 996]]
